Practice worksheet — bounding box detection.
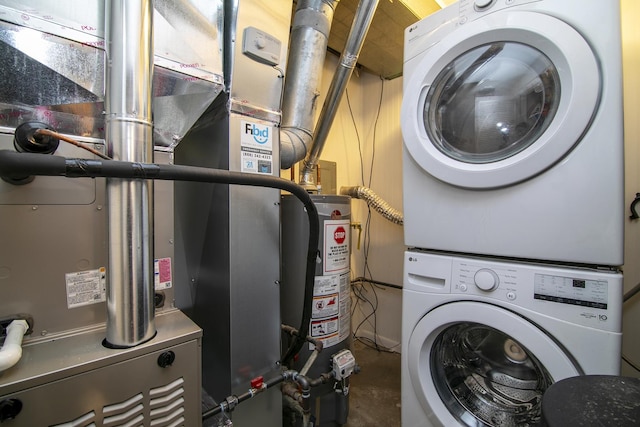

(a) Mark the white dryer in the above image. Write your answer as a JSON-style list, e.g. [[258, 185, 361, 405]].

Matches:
[[401, 0, 624, 266], [401, 250, 623, 427]]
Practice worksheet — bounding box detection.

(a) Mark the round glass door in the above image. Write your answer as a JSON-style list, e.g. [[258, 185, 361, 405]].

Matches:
[[431, 322, 553, 426], [424, 42, 560, 164], [406, 302, 581, 427], [400, 11, 600, 188]]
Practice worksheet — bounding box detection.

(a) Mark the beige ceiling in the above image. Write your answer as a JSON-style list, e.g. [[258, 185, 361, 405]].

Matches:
[[326, 0, 444, 79]]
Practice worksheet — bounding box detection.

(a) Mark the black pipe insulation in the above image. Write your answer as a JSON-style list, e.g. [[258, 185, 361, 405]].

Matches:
[[0, 149, 318, 365]]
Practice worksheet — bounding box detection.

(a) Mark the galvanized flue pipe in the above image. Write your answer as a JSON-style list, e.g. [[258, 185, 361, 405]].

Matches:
[[104, 0, 156, 348], [299, 0, 380, 189], [281, 0, 340, 170]]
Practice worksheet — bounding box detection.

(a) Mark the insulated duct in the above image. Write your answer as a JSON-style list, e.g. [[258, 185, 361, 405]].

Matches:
[[340, 186, 404, 225], [281, 0, 340, 170], [299, 0, 380, 189], [104, 0, 156, 347]]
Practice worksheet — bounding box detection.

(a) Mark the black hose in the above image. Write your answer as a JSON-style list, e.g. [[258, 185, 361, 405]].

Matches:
[[0, 149, 318, 365]]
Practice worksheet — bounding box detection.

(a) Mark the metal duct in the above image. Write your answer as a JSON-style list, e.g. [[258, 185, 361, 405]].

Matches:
[[280, 0, 340, 170], [299, 0, 380, 189], [340, 185, 404, 225], [104, 0, 156, 347]]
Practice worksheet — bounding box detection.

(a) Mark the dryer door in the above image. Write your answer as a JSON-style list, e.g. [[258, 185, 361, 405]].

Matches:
[[406, 301, 581, 427], [401, 11, 599, 189]]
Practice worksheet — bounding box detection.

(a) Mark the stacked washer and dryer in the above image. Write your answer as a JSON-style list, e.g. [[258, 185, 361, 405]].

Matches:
[[400, 0, 624, 426]]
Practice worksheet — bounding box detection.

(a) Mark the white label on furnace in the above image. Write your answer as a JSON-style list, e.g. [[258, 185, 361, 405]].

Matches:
[[240, 120, 273, 174], [155, 257, 172, 290], [324, 220, 350, 274], [66, 267, 106, 308]]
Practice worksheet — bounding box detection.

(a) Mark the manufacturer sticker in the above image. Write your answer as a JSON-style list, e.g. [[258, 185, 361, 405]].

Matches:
[[240, 120, 273, 174], [155, 257, 172, 290], [65, 267, 106, 308]]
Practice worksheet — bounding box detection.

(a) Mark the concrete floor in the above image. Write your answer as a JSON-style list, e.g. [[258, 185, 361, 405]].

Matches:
[[345, 339, 402, 427]]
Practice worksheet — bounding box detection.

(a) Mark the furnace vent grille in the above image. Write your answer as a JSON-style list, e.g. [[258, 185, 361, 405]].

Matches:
[[50, 377, 186, 427], [149, 377, 186, 426]]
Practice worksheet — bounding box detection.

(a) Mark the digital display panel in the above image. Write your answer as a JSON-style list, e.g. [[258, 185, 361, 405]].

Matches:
[[534, 274, 607, 309]]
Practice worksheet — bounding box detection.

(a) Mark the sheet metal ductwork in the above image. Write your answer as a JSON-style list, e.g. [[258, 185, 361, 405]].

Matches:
[[281, 0, 380, 191], [281, 0, 340, 170]]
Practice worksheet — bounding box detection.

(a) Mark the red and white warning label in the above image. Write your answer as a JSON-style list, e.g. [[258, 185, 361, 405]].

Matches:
[[309, 271, 351, 349], [324, 220, 350, 274], [154, 257, 172, 290]]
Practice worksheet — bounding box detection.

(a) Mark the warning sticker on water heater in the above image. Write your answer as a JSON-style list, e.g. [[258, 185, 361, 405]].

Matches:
[[324, 220, 350, 274], [240, 120, 273, 174], [309, 272, 351, 349], [65, 267, 106, 309]]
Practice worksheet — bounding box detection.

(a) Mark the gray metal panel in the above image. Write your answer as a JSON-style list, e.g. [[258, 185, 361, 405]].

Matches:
[[0, 133, 177, 338], [154, 150, 176, 311], [174, 109, 283, 427], [0, 310, 202, 426], [0, 132, 108, 338], [228, 0, 292, 115]]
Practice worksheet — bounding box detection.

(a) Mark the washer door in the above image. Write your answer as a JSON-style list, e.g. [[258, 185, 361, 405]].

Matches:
[[401, 11, 599, 189], [407, 301, 581, 427]]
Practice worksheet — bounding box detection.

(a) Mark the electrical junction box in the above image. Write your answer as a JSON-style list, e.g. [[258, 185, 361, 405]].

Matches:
[[242, 26, 282, 66]]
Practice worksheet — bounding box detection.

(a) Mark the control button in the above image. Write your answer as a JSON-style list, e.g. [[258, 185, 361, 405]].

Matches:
[[459, 284, 468, 292], [506, 291, 517, 301], [474, 0, 494, 8], [157, 351, 175, 368], [474, 269, 499, 291], [254, 35, 266, 50], [0, 399, 22, 422]]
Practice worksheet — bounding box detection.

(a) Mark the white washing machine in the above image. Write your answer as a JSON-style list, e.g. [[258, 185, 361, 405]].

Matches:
[[401, 0, 624, 266], [401, 250, 623, 427], [402, 251, 622, 427]]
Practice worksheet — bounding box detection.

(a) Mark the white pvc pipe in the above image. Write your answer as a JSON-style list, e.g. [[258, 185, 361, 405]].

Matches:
[[0, 320, 28, 372]]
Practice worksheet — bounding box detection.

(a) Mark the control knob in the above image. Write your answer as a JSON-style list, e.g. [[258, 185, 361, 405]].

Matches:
[[474, 0, 494, 9], [474, 269, 499, 291]]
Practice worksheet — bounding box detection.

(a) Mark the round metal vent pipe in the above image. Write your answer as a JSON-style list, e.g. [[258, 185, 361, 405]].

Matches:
[[281, 0, 340, 170], [104, 0, 156, 347], [299, 0, 380, 189]]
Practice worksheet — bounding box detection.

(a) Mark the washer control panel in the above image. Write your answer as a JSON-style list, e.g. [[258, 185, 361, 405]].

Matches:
[[451, 259, 612, 310], [453, 260, 519, 302], [404, 251, 623, 332]]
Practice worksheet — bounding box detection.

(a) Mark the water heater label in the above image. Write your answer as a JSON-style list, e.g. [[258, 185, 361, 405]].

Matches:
[[309, 272, 351, 350], [324, 220, 350, 274], [65, 267, 106, 309], [240, 120, 273, 175]]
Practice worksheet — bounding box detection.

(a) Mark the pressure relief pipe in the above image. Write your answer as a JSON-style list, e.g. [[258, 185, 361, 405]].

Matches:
[[0, 150, 319, 363], [0, 320, 28, 373]]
